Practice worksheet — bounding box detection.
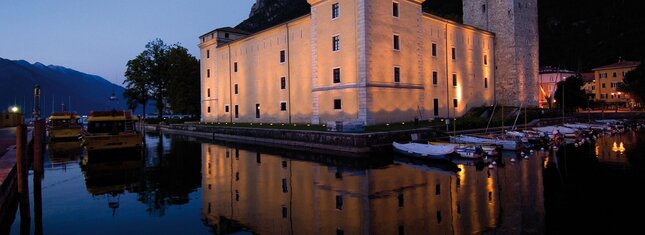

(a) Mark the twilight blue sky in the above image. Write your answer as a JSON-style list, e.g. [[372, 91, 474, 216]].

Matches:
[[0, 0, 255, 85]]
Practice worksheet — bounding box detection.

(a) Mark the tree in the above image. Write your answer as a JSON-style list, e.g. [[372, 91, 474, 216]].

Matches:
[[144, 39, 171, 120], [166, 46, 200, 117], [618, 62, 645, 105], [123, 53, 151, 118], [553, 76, 587, 114]]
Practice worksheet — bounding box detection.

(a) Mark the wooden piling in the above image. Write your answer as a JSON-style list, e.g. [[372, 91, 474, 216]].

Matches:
[[15, 124, 31, 226], [33, 120, 44, 174]]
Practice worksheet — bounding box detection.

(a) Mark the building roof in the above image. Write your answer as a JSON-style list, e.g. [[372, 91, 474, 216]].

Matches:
[[539, 66, 574, 74], [592, 61, 640, 71], [199, 27, 250, 39], [581, 72, 594, 82]]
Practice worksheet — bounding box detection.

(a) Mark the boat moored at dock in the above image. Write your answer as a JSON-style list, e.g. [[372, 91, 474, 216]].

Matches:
[[47, 112, 82, 141], [81, 110, 143, 151]]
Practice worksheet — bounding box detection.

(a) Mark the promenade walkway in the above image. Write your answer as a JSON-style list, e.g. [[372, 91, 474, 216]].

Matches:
[[0, 127, 16, 158]]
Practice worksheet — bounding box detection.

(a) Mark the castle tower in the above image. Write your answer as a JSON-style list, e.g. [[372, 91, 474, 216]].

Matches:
[[463, 0, 539, 107]]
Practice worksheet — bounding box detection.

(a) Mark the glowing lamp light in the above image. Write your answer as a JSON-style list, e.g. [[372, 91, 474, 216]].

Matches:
[[619, 142, 625, 154], [612, 142, 618, 152], [10, 106, 19, 113]]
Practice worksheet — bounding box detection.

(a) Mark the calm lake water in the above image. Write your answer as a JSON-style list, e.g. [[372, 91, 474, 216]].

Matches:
[[4, 130, 645, 234]]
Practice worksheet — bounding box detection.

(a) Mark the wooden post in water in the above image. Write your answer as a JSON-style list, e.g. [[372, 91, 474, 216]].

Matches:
[[33, 120, 45, 174], [16, 124, 31, 233]]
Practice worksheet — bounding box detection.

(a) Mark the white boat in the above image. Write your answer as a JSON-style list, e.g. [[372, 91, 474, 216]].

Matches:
[[429, 142, 496, 158], [450, 135, 521, 151], [533, 126, 578, 135], [564, 123, 593, 130], [392, 142, 454, 160]]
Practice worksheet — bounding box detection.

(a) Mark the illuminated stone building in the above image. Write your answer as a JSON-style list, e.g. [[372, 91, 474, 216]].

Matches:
[[200, 0, 538, 124]]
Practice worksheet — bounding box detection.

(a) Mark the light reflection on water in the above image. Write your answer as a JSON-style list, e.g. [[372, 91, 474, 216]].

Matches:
[[9, 131, 548, 234]]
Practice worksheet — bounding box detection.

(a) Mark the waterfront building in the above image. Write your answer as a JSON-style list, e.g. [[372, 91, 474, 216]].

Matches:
[[592, 60, 640, 107], [537, 67, 576, 108], [581, 72, 596, 100], [200, 0, 539, 125]]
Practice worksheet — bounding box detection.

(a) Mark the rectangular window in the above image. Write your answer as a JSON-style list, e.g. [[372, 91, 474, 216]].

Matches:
[[282, 206, 288, 218], [482, 4, 486, 13], [453, 99, 458, 108], [613, 72, 617, 77], [280, 50, 286, 63], [334, 99, 342, 110], [207, 106, 211, 113], [206, 49, 210, 59], [280, 102, 287, 111], [432, 71, 438, 85], [255, 104, 260, 118], [394, 67, 400, 83], [282, 178, 288, 192], [332, 35, 340, 51], [234, 105, 239, 118], [336, 195, 343, 210], [207, 88, 210, 97], [333, 68, 341, 83], [393, 35, 400, 50], [234, 62, 238, 72], [207, 69, 210, 78], [433, 99, 439, 116], [332, 3, 339, 19], [484, 55, 488, 65], [225, 105, 229, 113], [393, 2, 399, 17], [602, 83, 606, 88], [452, 74, 457, 86], [281, 77, 286, 89], [432, 43, 437, 57], [234, 84, 239, 94], [337, 228, 344, 235], [484, 77, 488, 88], [451, 48, 456, 60]]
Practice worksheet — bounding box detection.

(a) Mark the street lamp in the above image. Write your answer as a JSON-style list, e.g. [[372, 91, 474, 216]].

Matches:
[[10, 106, 19, 113]]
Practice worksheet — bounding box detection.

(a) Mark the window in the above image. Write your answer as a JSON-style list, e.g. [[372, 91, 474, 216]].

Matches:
[[207, 106, 211, 113], [207, 88, 210, 97], [282, 206, 288, 218], [484, 77, 488, 88], [484, 55, 488, 65], [332, 35, 340, 51], [225, 105, 229, 113], [602, 83, 606, 88], [234, 105, 239, 118], [436, 184, 441, 195], [394, 67, 400, 83], [336, 195, 343, 210], [282, 178, 288, 192], [207, 69, 210, 78], [234, 62, 238, 72], [452, 74, 457, 86], [281, 77, 286, 89], [206, 50, 210, 59], [393, 35, 400, 50], [280, 50, 286, 63], [234, 84, 239, 94], [453, 99, 458, 108], [337, 228, 344, 235], [613, 72, 617, 77], [432, 43, 437, 57], [398, 225, 405, 235], [332, 3, 340, 19], [482, 4, 486, 13], [280, 102, 287, 111], [433, 99, 439, 116], [398, 193, 404, 207], [432, 71, 438, 85], [451, 47, 456, 60], [393, 2, 399, 17], [224, 33, 229, 38], [333, 68, 341, 83], [334, 99, 342, 110], [256, 104, 260, 118]]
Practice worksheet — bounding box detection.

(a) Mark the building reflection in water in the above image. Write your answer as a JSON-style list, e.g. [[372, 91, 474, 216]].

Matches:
[[595, 131, 638, 165], [201, 143, 545, 234]]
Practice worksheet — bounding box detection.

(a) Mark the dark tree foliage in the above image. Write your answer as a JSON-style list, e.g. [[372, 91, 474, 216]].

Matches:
[[553, 76, 587, 113], [166, 46, 200, 117], [618, 62, 645, 103], [124, 39, 200, 119]]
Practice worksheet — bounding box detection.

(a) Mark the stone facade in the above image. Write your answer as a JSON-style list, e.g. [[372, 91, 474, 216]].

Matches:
[[463, 0, 539, 107], [200, 0, 533, 125]]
